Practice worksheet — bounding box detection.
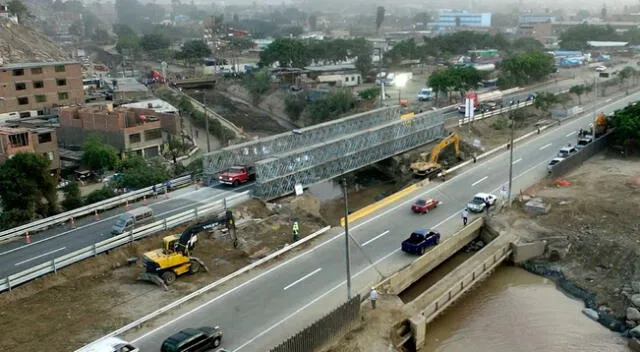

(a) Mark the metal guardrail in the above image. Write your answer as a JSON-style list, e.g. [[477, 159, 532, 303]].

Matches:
[[457, 100, 534, 126], [0, 191, 251, 292], [0, 175, 194, 243]]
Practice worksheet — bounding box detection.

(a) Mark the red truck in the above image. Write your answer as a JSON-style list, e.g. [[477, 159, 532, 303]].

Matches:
[[218, 166, 256, 187]]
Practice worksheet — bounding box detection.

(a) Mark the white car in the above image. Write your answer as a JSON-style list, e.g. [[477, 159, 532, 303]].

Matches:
[[466, 193, 497, 213], [557, 146, 577, 158], [595, 66, 607, 72], [547, 157, 565, 172], [57, 179, 70, 190]]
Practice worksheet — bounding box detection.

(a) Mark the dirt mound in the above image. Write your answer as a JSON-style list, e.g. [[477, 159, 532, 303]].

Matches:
[[0, 199, 328, 352], [0, 18, 70, 63]]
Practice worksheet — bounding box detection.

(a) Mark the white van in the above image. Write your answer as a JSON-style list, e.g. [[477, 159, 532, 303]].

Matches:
[[76, 337, 139, 352], [111, 206, 154, 235]]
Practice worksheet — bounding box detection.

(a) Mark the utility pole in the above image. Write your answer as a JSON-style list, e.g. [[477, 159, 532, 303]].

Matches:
[[376, 48, 384, 107], [341, 178, 353, 300], [507, 103, 516, 206]]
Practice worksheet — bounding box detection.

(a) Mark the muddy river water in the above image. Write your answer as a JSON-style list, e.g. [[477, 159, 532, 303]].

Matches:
[[423, 265, 630, 352]]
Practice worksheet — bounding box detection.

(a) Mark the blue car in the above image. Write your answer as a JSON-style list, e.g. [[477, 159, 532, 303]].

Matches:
[[401, 229, 441, 255]]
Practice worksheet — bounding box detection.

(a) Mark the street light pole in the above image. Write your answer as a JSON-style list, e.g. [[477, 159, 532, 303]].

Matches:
[[203, 93, 211, 153], [341, 178, 353, 300], [376, 48, 384, 107], [507, 104, 516, 206]]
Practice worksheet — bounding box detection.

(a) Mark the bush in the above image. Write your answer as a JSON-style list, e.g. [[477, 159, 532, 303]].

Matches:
[[284, 94, 307, 121], [305, 89, 356, 124], [85, 187, 116, 204], [61, 181, 84, 211], [357, 87, 381, 101], [491, 117, 510, 130]]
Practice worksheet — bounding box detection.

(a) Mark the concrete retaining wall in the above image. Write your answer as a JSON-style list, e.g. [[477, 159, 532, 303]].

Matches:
[[377, 217, 483, 295], [510, 241, 547, 264]]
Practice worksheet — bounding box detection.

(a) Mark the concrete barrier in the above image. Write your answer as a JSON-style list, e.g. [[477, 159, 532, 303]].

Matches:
[[340, 180, 429, 227], [510, 241, 547, 263], [377, 217, 483, 295]]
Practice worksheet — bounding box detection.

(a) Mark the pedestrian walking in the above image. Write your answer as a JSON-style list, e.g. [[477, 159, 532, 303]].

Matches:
[[472, 152, 477, 163], [292, 221, 300, 242], [152, 184, 157, 199], [369, 287, 378, 309], [484, 200, 491, 215], [461, 209, 469, 226]]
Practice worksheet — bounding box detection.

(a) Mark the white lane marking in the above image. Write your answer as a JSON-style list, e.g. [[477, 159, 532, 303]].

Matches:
[[539, 143, 552, 150], [566, 131, 576, 137], [362, 230, 390, 247], [512, 158, 522, 165], [233, 209, 465, 352], [606, 98, 612, 102], [471, 176, 488, 187], [14, 247, 66, 266], [132, 94, 636, 345], [0, 185, 251, 257], [283, 268, 322, 291]]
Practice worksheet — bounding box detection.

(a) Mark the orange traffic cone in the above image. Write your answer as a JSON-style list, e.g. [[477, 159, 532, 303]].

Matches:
[[71, 217, 76, 228], [95, 209, 100, 221], [143, 195, 148, 206], [25, 232, 31, 244]]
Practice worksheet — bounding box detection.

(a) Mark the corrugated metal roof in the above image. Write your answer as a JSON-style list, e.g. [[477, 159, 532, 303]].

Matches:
[[0, 61, 80, 70], [587, 41, 629, 47]]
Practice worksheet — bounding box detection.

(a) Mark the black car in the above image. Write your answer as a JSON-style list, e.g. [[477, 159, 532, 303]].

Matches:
[[161, 326, 223, 352]]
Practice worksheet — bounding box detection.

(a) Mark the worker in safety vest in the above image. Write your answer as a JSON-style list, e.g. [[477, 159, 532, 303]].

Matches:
[[292, 221, 300, 242]]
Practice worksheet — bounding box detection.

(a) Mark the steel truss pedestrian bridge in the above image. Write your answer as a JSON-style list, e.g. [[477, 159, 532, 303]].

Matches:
[[203, 107, 446, 200]]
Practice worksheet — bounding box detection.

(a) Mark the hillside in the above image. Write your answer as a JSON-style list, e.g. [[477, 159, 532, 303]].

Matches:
[[0, 18, 71, 63]]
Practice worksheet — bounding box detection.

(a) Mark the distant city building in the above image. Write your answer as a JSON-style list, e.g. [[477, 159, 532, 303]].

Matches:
[[0, 126, 60, 176], [0, 61, 83, 120], [517, 22, 553, 45], [430, 10, 492, 28], [0, 5, 18, 24], [58, 104, 179, 158], [518, 15, 556, 24]]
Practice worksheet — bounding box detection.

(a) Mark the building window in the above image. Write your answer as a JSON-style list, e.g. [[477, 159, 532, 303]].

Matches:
[[8, 133, 29, 147], [15, 82, 26, 90], [144, 129, 162, 141], [56, 79, 67, 86], [58, 92, 69, 100], [17, 97, 29, 105], [13, 69, 24, 76], [43, 151, 54, 161], [35, 95, 47, 103], [54, 65, 66, 72], [38, 132, 53, 143], [33, 81, 44, 89], [129, 133, 141, 143], [19, 112, 31, 118], [31, 67, 43, 74]]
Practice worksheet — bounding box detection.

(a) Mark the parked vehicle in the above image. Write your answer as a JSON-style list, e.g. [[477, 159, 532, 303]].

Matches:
[[595, 65, 607, 72], [410, 198, 440, 214], [576, 137, 592, 150], [218, 165, 256, 187], [416, 87, 434, 101], [111, 206, 154, 235], [401, 229, 441, 255], [76, 336, 139, 352], [547, 157, 565, 172], [466, 193, 497, 213], [557, 146, 577, 158], [161, 326, 223, 352], [57, 179, 70, 190]]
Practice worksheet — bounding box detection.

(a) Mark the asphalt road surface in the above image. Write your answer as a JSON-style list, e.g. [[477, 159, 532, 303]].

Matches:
[[122, 90, 640, 351], [0, 183, 252, 279]]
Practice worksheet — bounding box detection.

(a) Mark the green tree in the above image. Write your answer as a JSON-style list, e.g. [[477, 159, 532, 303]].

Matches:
[[375, 6, 385, 33], [7, 0, 30, 23], [351, 38, 374, 76], [82, 134, 119, 171], [118, 156, 170, 189], [428, 70, 453, 105], [559, 23, 618, 50], [114, 24, 140, 53], [259, 38, 309, 68], [177, 40, 212, 67], [305, 89, 355, 124], [618, 66, 635, 94], [610, 102, 640, 153], [85, 187, 116, 204], [61, 181, 83, 211], [284, 94, 308, 121], [243, 69, 272, 103], [499, 51, 555, 88], [569, 85, 585, 104], [140, 33, 170, 52], [534, 91, 559, 116], [358, 87, 381, 101], [0, 153, 57, 226]]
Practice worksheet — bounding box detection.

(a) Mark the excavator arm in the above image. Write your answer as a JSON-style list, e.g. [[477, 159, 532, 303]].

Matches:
[[175, 210, 236, 255], [429, 133, 461, 164]]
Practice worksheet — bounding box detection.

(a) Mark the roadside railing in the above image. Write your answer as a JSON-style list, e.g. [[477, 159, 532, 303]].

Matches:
[[0, 174, 195, 244], [457, 100, 534, 126], [0, 191, 251, 292]]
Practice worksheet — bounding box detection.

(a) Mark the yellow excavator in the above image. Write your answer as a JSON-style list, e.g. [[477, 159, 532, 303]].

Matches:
[[410, 132, 461, 178], [139, 210, 236, 290]]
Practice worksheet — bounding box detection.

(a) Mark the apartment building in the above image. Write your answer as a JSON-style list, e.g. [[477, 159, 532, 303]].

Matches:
[[517, 22, 553, 45], [0, 61, 83, 119], [58, 104, 180, 158], [0, 126, 61, 176]]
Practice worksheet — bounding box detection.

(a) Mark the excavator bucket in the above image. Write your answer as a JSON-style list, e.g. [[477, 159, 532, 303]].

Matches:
[[138, 272, 169, 291], [189, 257, 210, 273]]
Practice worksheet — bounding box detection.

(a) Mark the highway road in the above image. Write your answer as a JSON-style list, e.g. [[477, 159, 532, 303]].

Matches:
[[0, 183, 252, 279], [121, 90, 640, 351]]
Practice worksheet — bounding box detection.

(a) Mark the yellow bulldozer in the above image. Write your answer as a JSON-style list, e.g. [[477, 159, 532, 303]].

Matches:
[[139, 210, 236, 290], [410, 132, 462, 178]]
